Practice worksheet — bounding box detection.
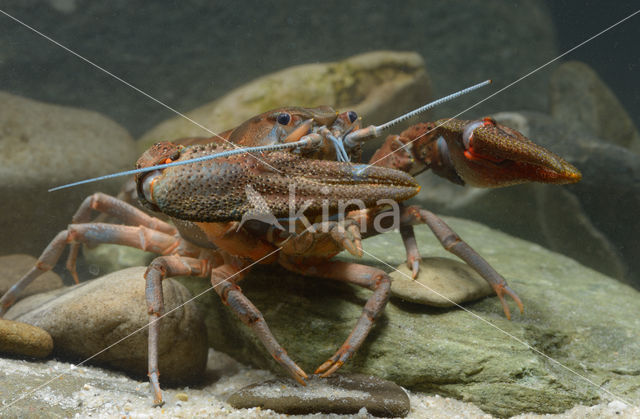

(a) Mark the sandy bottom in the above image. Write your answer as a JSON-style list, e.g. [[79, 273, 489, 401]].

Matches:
[[0, 350, 637, 418]]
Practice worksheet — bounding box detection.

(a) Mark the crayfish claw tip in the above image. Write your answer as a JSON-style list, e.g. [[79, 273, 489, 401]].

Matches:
[[314, 362, 330, 375], [343, 240, 359, 257], [411, 260, 420, 279], [354, 240, 363, 257], [504, 284, 524, 315], [320, 361, 344, 377], [501, 301, 512, 321]]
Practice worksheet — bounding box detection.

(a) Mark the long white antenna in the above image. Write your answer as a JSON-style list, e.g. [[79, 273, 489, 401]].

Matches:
[[49, 79, 492, 193], [48, 137, 318, 192], [343, 79, 491, 148], [379, 79, 491, 132]]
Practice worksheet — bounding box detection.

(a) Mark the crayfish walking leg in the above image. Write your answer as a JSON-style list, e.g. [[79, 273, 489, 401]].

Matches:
[[280, 258, 391, 376], [210, 263, 310, 384], [144, 254, 213, 406]]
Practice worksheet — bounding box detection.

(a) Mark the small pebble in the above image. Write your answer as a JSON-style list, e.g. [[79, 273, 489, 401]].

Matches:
[[228, 373, 410, 417], [390, 257, 493, 307], [176, 393, 189, 402], [5, 267, 207, 383]]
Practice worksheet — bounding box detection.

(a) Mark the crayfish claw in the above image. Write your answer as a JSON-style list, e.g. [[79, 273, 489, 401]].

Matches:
[[318, 360, 344, 378], [314, 359, 335, 375], [499, 295, 512, 321], [341, 238, 359, 257], [314, 349, 349, 377], [315, 357, 344, 377], [290, 371, 309, 386], [346, 223, 363, 257], [505, 284, 524, 315], [278, 353, 308, 385], [410, 259, 420, 279], [493, 283, 524, 320], [329, 221, 363, 257]]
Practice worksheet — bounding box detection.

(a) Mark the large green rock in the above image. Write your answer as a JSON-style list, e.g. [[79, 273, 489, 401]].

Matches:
[[178, 217, 640, 417], [138, 51, 430, 152]]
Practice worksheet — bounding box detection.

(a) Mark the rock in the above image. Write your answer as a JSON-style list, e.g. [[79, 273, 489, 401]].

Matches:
[[178, 219, 640, 417], [0, 254, 64, 300], [495, 111, 640, 287], [0, 318, 53, 358], [138, 51, 431, 152], [5, 267, 207, 385], [228, 374, 410, 417], [534, 184, 626, 280], [412, 110, 636, 286], [550, 61, 640, 153], [390, 257, 492, 307], [0, 350, 553, 418], [0, 92, 137, 257]]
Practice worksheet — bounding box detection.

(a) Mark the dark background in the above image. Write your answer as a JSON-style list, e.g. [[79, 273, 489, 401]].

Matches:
[[1, 1, 638, 137]]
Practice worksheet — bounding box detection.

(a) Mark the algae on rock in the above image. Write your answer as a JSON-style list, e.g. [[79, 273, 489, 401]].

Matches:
[[138, 51, 430, 151], [178, 217, 640, 417]]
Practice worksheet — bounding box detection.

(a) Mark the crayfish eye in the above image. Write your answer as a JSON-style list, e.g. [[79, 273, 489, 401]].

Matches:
[[347, 111, 358, 123], [276, 112, 291, 125]]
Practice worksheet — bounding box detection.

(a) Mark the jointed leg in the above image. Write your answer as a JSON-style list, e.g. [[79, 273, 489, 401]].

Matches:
[[65, 193, 177, 282], [0, 230, 69, 315], [210, 263, 309, 385], [280, 258, 391, 377], [400, 206, 523, 319], [400, 223, 421, 278], [144, 254, 212, 406], [0, 223, 194, 316]]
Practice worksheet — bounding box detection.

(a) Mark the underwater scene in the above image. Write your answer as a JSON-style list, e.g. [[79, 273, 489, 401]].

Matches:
[[0, 1, 638, 417]]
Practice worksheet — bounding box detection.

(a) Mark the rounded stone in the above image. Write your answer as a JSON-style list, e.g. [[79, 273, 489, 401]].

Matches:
[[0, 91, 137, 257], [549, 61, 640, 153], [390, 257, 493, 307], [5, 266, 207, 385], [227, 373, 410, 417], [138, 51, 430, 151], [0, 318, 53, 359], [145, 220, 640, 416]]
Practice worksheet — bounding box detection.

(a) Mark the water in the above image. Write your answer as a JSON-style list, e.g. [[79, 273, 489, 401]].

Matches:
[[0, 1, 639, 415], [3, 0, 637, 282]]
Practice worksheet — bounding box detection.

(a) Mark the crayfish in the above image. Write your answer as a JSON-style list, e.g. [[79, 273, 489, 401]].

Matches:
[[0, 82, 581, 406]]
